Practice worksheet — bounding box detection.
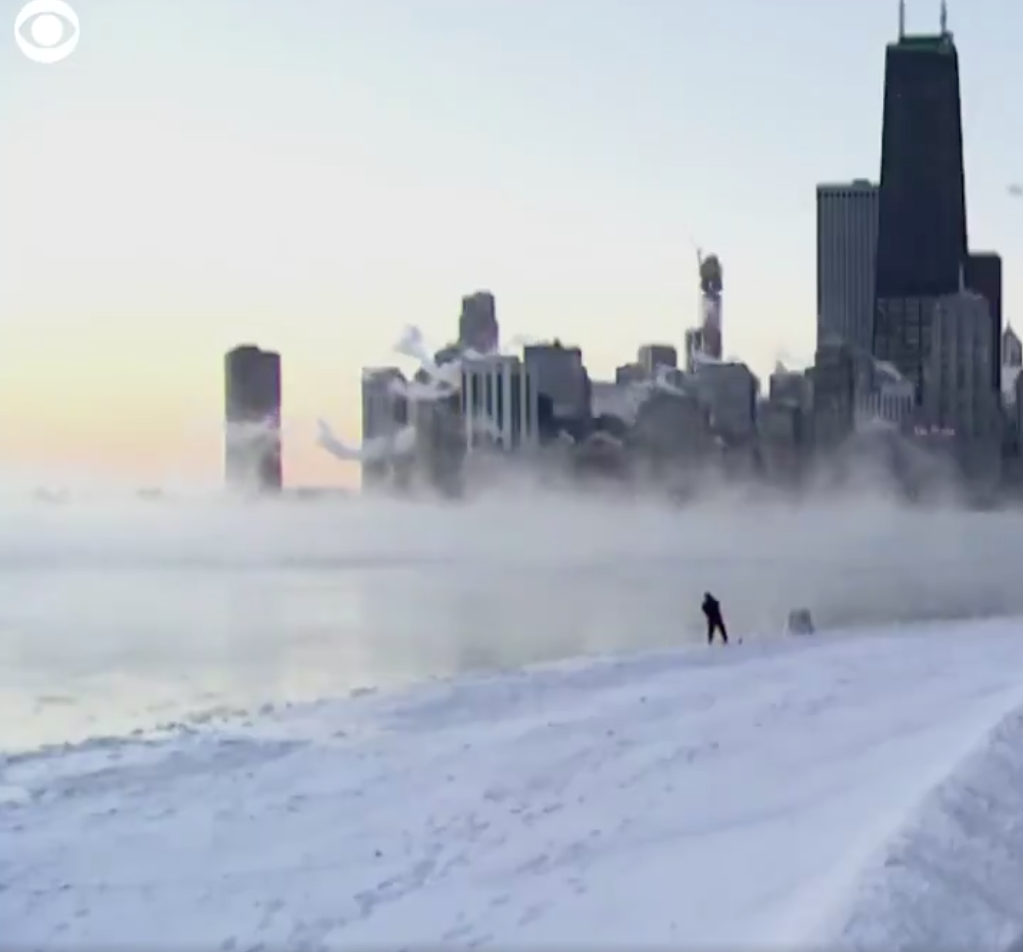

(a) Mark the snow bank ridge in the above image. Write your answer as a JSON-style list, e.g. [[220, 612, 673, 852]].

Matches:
[[833, 702, 1023, 952]]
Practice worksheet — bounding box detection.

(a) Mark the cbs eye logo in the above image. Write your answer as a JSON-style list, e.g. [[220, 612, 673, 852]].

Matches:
[[14, 0, 79, 64]]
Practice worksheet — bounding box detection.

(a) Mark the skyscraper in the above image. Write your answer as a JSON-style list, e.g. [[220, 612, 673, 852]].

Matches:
[[873, 4, 968, 393], [360, 367, 409, 491], [816, 180, 879, 352], [224, 345, 282, 492], [522, 341, 590, 434], [875, 8, 967, 301], [697, 254, 723, 361], [458, 291, 499, 353], [1004, 326, 1022, 368]]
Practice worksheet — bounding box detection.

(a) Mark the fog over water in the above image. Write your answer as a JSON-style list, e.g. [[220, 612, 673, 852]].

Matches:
[[1, 487, 1022, 751]]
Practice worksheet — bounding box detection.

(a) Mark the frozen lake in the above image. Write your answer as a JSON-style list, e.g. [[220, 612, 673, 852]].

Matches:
[[2, 492, 1022, 750]]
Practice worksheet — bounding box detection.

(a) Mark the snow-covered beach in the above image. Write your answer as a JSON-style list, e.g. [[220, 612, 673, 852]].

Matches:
[[5, 620, 1023, 950]]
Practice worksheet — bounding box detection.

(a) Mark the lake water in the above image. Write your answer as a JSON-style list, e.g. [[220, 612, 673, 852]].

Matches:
[[2, 491, 1022, 751]]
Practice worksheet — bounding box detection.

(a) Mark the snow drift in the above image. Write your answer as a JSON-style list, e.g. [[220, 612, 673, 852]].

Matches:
[[827, 703, 1023, 951]]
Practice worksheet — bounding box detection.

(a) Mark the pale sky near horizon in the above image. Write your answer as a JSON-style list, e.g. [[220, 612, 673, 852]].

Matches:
[[2, 0, 1022, 488]]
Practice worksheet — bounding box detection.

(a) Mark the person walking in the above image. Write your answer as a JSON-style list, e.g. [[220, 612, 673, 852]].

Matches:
[[701, 592, 729, 645]]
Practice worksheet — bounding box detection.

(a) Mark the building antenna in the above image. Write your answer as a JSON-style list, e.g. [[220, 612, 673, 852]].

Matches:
[[940, 0, 948, 34], [898, 0, 905, 37]]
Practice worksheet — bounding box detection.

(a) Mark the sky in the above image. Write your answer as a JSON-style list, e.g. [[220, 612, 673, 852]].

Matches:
[[2, 0, 1022, 488]]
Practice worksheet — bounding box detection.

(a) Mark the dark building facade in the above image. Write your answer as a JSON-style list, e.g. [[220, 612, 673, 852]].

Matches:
[[360, 368, 409, 491], [810, 340, 856, 450], [412, 354, 466, 498], [224, 345, 282, 492], [523, 340, 591, 442], [873, 29, 968, 396], [458, 291, 499, 353], [874, 295, 942, 399], [964, 251, 1002, 388]]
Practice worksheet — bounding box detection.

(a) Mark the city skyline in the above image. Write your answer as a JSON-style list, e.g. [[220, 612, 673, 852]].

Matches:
[[3, 0, 1023, 487]]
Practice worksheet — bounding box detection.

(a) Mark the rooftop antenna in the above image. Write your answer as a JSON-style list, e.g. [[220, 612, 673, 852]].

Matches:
[[898, 0, 905, 37], [940, 0, 948, 34]]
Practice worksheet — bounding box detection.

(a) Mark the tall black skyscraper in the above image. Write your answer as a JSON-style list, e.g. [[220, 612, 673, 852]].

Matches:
[[224, 345, 283, 491], [874, 33, 967, 300], [872, 5, 968, 391]]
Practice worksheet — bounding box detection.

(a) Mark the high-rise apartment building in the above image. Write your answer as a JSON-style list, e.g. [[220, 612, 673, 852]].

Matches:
[[816, 180, 879, 352], [873, 12, 968, 395], [461, 355, 539, 451], [458, 291, 499, 353], [224, 345, 282, 491]]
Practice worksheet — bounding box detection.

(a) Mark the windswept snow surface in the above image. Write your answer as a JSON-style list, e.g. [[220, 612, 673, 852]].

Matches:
[[4, 622, 1023, 950]]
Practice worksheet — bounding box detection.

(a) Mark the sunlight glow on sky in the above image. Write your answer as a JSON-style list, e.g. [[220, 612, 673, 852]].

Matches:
[[2, 0, 1022, 486]]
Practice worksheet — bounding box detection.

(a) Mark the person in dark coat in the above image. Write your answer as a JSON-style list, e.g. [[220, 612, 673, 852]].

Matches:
[[701, 592, 729, 645]]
